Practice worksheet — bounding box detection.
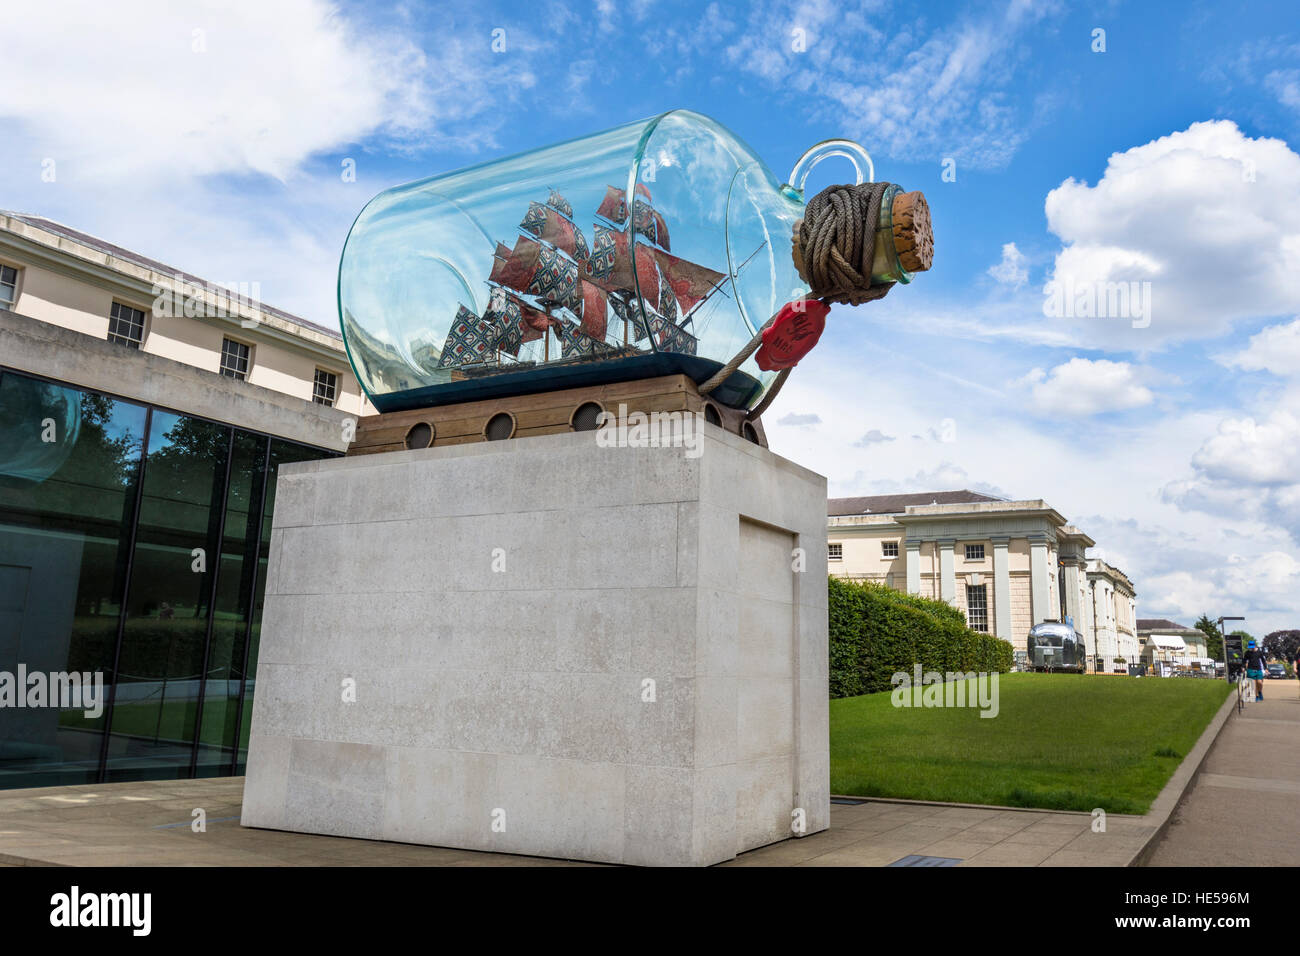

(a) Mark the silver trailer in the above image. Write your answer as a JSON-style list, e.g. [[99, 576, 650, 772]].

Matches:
[[1027, 621, 1086, 673]]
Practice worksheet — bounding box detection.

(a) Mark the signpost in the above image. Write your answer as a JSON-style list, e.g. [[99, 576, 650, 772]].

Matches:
[[1219, 615, 1245, 683]]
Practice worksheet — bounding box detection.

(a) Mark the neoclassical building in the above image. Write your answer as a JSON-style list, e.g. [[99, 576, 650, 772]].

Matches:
[[0, 212, 361, 790], [0, 211, 370, 416], [827, 491, 1138, 671], [1086, 559, 1139, 668]]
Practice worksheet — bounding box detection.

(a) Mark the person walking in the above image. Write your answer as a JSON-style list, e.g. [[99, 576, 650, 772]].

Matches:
[[1243, 640, 1267, 703]]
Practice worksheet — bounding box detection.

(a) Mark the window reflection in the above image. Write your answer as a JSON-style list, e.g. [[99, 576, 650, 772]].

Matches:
[[195, 430, 265, 776], [0, 374, 145, 788], [233, 438, 321, 772], [0, 369, 336, 789], [105, 412, 231, 781]]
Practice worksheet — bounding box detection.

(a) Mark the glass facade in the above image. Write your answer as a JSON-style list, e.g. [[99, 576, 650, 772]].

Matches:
[[0, 367, 332, 789]]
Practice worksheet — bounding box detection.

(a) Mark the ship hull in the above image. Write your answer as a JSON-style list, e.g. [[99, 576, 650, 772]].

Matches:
[[368, 352, 762, 414]]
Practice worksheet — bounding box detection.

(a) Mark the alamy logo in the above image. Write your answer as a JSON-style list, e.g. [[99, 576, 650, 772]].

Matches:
[[152, 273, 263, 327], [50, 886, 151, 936], [0, 666, 103, 718], [891, 665, 1000, 718], [595, 403, 705, 459], [1042, 277, 1152, 329]]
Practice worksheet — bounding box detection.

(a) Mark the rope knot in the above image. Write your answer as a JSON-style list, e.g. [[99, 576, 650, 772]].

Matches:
[[793, 181, 895, 306]]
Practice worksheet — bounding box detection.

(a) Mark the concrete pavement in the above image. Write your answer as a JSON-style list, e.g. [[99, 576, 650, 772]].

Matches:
[[0, 677, 1246, 868], [0, 777, 1152, 867], [1145, 677, 1300, 866]]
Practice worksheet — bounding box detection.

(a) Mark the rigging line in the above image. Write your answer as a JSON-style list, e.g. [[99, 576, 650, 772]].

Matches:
[[680, 239, 767, 328], [692, 292, 727, 339]]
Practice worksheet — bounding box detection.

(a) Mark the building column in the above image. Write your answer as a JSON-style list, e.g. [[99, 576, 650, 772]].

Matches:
[[992, 536, 1011, 642], [905, 540, 921, 595], [1029, 533, 1051, 625], [938, 539, 956, 605], [1062, 560, 1082, 631]]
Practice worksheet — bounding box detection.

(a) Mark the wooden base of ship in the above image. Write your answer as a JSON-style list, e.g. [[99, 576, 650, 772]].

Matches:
[[346, 373, 768, 455]]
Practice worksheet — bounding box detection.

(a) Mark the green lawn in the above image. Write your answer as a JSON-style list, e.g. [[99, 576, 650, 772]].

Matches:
[[830, 673, 1232, 814]]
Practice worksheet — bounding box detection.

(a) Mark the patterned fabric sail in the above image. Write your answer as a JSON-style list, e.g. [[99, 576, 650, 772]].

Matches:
[[578, 280, 608, 341], [490, 236, 543, 294], [437, 304, 502, 368], [546, 189, 573, 220], [583, 225, 659, 305], [520, 202, 590, 263], [556, 318, 618, 359], [594, 185, 670, 251], [527, 244, 582, 312], [613, 298, 697, 355], [595, 185, 628, 224], [648, 311, 697, 354], [658, 268, 678, 324], [632, 199, 670, 251], [485, 288, 548, 356], [435, 178, 722, 379], [651, 248, 725, 312]]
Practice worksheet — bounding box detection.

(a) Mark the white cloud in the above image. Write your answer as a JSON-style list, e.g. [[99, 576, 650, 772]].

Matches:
[[721, 0, 1056, 168], [1187, 408, 1300, 485], [848, 461, 1010, 500], [854, 428, 895, 445], [0, 1, 542, 327], [1224, 317, 1300, 376], [987, 242, 1028, 286], [1145, 551, 1300, 626], [1163, 379, 1300, 546], [1042, 120, 1300, 346], [0, 0, 527, 184], [1266, 69, 1300, 112], [776, 412, 822, 426], [1019, 358, 1154, 416]]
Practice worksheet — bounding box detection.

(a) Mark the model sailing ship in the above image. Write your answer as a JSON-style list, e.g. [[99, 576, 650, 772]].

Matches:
[[435, 183, 730, 378], [337, 113, 934, 455]]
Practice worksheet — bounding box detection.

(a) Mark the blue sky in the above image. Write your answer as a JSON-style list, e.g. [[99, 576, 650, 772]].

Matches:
[[3, 0, 1300, 633]]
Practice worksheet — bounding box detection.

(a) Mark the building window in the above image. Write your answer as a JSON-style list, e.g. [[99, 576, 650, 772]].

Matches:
[[0, 265, 17, 308], [107, 302, 146, 349], [965, 543, 985, 561], [882, 541, 899, 558], [828, 542, 843, 561], [966, 584, 989, 632], [313, 368, 338, 406], [220, 338, 250, 380], [0, 368, 337, 789]]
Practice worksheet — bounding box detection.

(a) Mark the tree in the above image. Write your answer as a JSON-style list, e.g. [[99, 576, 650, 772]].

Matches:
[[1263, 630, 1300, 667], [1194, 614, 1224, 661]]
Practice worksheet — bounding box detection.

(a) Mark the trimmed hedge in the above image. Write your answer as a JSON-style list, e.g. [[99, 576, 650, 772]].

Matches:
[[828, 577, 1014, 698]]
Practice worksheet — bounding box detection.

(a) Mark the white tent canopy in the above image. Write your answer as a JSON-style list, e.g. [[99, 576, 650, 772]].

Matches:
[[1149, 634, 1187, 650]]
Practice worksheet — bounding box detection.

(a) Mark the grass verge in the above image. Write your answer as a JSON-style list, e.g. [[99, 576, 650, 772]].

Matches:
[[829, 673, 1231, 814]]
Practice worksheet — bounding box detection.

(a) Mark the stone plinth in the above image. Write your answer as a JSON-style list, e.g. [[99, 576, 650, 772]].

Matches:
[[240, 425, 829, 866]]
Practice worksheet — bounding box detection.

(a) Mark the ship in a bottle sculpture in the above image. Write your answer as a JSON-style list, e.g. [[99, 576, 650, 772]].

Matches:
[[339, 110, 932, 452]]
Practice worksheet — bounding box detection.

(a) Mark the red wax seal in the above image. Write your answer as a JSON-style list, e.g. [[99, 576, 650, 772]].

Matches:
[[755, 300, 829, 371]]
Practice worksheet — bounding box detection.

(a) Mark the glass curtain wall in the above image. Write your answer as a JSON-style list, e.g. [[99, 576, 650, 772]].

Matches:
[[0, 368, 333, 789]]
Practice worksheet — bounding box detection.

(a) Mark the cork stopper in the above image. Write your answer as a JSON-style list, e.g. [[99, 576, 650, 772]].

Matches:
[[891, 190, 933, 273]]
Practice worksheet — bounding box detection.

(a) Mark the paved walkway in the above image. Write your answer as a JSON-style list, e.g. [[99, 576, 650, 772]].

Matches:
[[0, 777, 1152, 867], [1146, 678, 1300, 866]]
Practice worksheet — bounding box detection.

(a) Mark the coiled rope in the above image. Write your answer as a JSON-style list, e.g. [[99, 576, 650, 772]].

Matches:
[[795, 182, 897, 307], [699, 181, 897, 419]]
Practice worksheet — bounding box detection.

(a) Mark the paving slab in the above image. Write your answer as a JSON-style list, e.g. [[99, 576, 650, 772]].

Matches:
[[1145, 680, 1300, 867], [0, 680, 1248, 868], [0, 776, 1147, 867]]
